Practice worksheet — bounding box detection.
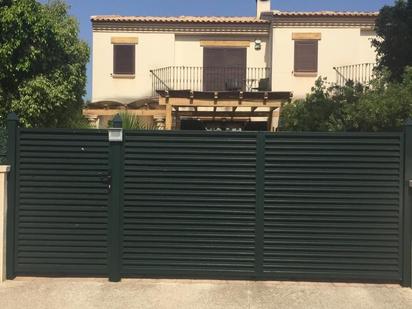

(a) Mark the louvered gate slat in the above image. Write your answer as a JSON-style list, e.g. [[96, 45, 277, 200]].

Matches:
[[263, 133, 403, 281], [122, 131, 257, 278], [15, 129, 110, 275]]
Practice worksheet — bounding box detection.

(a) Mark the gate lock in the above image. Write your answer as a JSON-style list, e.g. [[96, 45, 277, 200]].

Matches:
[[99, 172, 112, 192]]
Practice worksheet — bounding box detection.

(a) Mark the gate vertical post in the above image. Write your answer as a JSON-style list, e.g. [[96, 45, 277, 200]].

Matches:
[[255, 132, 265, 278], [108, 115, 124, 282], [404, 120, 412, 287], [6, 113, 18, 279]]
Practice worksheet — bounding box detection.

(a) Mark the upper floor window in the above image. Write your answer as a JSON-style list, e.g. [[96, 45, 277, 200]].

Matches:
[[294, 40, 318, 73], [113, 44, 135, 75]]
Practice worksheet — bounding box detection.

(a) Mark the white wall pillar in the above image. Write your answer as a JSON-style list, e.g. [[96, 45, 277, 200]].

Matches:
[[0, 166, 10, 283]]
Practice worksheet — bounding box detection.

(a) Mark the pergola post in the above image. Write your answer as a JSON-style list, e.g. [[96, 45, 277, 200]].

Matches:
[[165, 104, 173, 130]]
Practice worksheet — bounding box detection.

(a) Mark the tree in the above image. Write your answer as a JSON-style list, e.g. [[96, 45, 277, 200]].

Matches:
[[281, 78, 364, 132], [372, 0, 412, 81], [349, 68, 412, 131], [0, 0, 89, 127], [281, 69, 412, 132]]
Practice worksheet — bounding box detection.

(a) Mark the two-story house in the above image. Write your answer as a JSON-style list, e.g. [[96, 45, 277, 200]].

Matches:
[[85, 0, 378, 130]]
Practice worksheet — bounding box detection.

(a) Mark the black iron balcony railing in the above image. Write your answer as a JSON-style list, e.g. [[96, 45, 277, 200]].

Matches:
[[150, 66, 271, 96], [334, 63, 375, 87]]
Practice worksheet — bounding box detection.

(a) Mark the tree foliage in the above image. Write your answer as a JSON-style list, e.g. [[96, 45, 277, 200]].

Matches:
[[372, 0, 412, 81], [281, 69, 412, 132], [350, 69, 412, 131], [281, 78, 364, 131], [0, 0, 89, 127]]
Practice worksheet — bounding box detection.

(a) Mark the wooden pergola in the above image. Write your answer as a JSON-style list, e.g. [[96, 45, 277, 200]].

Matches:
[[157, 90, 292, 130], [83, 98, 166, 128], [83, 91, 292, 130]]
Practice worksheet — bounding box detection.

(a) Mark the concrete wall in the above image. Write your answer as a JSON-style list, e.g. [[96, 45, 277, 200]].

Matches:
[[271, 27, 377, 98], [92, 32, 175, 102], [0, 166, 10, 283]]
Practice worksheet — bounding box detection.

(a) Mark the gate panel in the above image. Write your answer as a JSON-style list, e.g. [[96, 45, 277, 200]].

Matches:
[[263, 133, 403, 281], [122, 131, 257, 278], [8, 126, 407, 283], [15, 129, 110, 275]]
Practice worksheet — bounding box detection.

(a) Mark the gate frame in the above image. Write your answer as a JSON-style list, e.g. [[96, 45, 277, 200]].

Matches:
[[6, 113, 18, 280], [403, 120, 412, 287], [108, 115, 124, 282], [3, 112, 412, 287]]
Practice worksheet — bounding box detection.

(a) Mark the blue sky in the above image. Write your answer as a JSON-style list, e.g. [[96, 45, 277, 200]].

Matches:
[[41, 0, 395, 99]]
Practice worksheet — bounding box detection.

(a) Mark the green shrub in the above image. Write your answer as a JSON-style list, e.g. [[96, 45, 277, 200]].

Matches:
[[349, 68, 412, 131], [281, 68, 412, 132], [109, 112, 158, 130], [281, 78, 364, 131]]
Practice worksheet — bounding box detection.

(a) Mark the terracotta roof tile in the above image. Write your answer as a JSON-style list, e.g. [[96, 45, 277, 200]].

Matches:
[[91, 15, 269, 24], [271, 11, 379, 17], [91, 11, 378, 24]]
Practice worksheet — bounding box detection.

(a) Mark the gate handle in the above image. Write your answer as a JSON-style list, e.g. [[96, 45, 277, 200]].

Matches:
[[98, 172, 112, 184]]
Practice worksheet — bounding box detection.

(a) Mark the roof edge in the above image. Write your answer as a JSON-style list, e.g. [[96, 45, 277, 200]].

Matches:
[[268, 11, 379, 18], [91, 15, 270, 24]]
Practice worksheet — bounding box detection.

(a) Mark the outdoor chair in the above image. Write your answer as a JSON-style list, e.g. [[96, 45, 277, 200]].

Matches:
[[252, 78, 271, 91], [225, 79, 243, 91]]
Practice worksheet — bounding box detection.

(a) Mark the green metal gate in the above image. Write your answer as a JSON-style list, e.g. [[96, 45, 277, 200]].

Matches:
[[262, 133, 404, 281], [7, 117, 110, 276], [5, 114, 412, 286], [122, 131, 258, 279]]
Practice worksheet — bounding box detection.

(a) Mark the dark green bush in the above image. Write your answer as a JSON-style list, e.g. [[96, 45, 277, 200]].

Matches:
[[281, 68, 412, 132]]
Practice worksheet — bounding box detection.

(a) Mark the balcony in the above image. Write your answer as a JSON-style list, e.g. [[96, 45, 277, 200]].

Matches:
[[334, 63, 376, 87], [150, 66, 271, 96]]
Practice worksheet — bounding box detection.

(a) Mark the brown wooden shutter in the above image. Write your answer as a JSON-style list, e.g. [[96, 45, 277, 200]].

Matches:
[[113, 45, 135, 75], [294, 40, 318, 73], [203, 48, 247, 91]]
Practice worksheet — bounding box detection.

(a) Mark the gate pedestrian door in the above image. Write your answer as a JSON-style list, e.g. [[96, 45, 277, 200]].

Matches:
[[7, 127, 111, 276]]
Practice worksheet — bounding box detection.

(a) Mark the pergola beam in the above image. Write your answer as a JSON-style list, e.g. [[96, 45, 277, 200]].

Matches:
[[83, 109, 166, 117], [175, 111, 271, 117], [159, 97, 282, 108]]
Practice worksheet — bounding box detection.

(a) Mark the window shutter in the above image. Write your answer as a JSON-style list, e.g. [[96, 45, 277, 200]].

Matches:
[[113, 45, 135, 75], [294, 41, 318, 73]]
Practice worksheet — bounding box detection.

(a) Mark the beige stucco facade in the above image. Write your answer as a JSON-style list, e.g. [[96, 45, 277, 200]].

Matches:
[[174, 35, 270, 68], [92, 31, 271, 102], [92, 18, 377, 103], [93, 32, 175, 102], [271, 27, 377, 98]]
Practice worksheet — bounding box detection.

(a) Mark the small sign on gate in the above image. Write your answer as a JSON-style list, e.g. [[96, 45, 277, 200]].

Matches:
[[108, 128, 123, 142]]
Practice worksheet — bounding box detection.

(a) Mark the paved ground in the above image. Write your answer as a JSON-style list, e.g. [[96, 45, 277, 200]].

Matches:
[[0, 277, 412, 309]]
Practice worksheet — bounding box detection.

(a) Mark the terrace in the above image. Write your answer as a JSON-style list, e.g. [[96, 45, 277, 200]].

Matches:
[[150, 66, 272, 96]]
